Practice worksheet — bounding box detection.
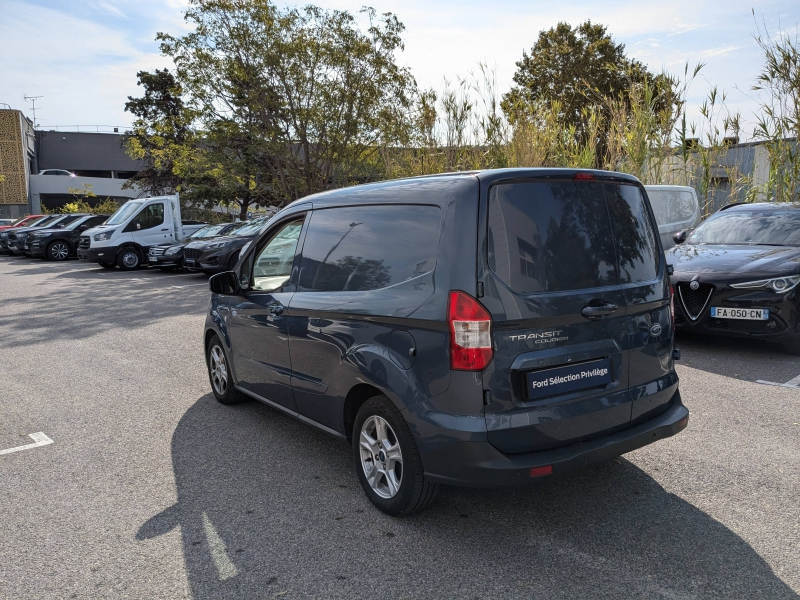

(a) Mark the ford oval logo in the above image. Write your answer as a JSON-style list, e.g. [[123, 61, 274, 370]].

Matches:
[[650, 323, 663, 337], [689, 280, 700, 290]]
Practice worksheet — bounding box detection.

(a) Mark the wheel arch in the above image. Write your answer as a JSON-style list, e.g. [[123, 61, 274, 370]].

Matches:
[[343, 383, 385, 443]]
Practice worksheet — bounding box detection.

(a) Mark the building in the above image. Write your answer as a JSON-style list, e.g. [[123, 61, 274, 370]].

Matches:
[[0, 108, 145, 218]]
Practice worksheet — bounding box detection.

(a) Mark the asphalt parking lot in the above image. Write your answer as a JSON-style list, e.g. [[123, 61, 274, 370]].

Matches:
[[0, 255, 798, 599]]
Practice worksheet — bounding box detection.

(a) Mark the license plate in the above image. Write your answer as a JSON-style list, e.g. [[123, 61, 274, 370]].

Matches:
[[148, 257, 157, 262], [185, 259, 195, 265], [525, 358, 612, 401], [710, 307, 769, 320]]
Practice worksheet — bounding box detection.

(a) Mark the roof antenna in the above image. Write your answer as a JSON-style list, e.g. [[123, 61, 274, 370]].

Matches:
[[23, 94, 43, 128]]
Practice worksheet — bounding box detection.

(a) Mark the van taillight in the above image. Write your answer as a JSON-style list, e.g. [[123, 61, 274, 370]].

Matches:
[[670, 284, 676, 329], [573, 172, 596, 181], [448, 290, 493, 371]]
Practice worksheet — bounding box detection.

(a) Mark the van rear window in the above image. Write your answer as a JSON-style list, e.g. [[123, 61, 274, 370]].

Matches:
[[488, 181, 659, 293]]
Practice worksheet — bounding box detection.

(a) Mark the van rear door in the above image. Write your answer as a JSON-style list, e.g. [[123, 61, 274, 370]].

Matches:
[[478, 177, 632, 454], [605, 183, 676, 425]]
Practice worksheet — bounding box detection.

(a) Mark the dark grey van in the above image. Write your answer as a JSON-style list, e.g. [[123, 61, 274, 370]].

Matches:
[[204, 169, 689, 515]]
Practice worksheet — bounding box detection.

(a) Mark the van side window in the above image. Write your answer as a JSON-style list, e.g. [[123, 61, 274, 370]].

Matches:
[[298, 205, 441, 292], [133, 203, 165, 230], [603, 184, 660, 283], [487, 182, 618, 293], [250, 219, 304, 292]]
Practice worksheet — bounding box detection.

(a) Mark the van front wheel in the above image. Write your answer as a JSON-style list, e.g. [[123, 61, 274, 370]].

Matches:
[[353, 395, 438, 516], [117, 248, 142, 271]]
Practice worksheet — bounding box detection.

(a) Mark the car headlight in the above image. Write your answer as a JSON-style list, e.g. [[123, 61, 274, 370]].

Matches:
[[730, 275, 800, 293], [0, 233, 7, 240], [93, 230, 115, 241], [207, 241, 231, 249], [165, 246, 182, 255], [31, 232, 49, 238]]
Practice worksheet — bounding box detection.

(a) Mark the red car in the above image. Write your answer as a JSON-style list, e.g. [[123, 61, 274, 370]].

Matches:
[[0, 214, 47, 233]]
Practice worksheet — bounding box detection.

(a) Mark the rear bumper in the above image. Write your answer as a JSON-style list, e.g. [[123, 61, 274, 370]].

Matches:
[[421, 390, 688, 487]]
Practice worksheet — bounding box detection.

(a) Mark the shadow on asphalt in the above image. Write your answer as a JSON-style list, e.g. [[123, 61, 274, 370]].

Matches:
[[0, 257, 208, 348], [137, 394, 797, 599], [676, 330, 800, 384]]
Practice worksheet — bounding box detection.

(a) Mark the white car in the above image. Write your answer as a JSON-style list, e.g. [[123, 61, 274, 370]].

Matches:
[[644, 185, 701, 250], [39, 169, 76, 177]]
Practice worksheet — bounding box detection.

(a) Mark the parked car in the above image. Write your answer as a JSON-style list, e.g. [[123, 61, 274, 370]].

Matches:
[[184, 216, 271, 274], [39, 169, 76, 177], [203, 168, 688, 515], [78, 195, 207, 270], [4, 214, 85, 255], [667, 202, 800, 353], [0, 214, 48, 234], [27, 214, 109, 260], [147, 222, 240, 270], [644, 185, 701, 250]]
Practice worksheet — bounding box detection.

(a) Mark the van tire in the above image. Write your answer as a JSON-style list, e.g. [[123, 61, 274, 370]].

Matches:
[[353, 395, 438, 516], [206, 334, 247, 405], [117, 247, 142, 271]]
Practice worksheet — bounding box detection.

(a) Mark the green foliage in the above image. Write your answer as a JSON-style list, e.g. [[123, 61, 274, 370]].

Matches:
[[60, 200, 93, 213], [93, 198, 122, 216], [149, 0, 417, 219]]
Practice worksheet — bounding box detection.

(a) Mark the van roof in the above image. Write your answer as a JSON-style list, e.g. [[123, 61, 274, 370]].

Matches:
[[283, 168, 643, 212]]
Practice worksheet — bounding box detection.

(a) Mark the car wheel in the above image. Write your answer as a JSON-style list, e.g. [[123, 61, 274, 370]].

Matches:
[[117, 247, 142, 271], [47, 241, 70, 261], [353, 395, 438, 516], [100, 261, 116, 269], [207, 335, 247, 405]]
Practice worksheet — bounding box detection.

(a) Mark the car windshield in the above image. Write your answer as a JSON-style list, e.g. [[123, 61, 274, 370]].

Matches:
[[230, 218, 270, 237], [191, 224, 230, 238], [690, 210, 800, 246], [105, 202, 142, 226]]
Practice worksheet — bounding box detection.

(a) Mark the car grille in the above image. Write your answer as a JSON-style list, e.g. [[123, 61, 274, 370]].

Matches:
[[677, 282, 714, 321], [78, 236, 90, 250], [184, 248, 203, 260], [149, 246, 166, 257]]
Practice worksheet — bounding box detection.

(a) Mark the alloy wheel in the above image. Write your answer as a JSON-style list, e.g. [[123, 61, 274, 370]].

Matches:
[[359, 415, 403, 499], [209, 345, 228, 396], [50, 243, 69, 260]]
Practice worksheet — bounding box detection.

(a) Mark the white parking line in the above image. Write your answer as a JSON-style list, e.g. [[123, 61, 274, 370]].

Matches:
[[756, 373, 800, 389], [202, 512, 238, 581], [0, 432, 54, 456]]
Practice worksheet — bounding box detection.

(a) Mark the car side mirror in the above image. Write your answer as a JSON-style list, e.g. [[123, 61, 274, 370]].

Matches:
[[673, 230, 688, 244], [209, 271, 239, 295]]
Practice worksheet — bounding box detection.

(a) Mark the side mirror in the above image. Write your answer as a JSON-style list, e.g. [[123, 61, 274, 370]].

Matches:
[[209, 271, 239, 294], [673, 230, 688, 244]]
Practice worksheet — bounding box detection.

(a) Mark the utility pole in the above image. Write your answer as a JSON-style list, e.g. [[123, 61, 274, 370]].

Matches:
[[23, 94, 43, 128]]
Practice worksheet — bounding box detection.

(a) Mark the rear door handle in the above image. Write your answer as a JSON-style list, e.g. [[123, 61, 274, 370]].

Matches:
[[161, 228, 169, 231], [581, 303, 619, 321]]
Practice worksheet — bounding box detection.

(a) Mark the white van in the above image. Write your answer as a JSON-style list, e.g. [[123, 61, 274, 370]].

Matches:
[[644, 185, 701, 250], [77, 195, 206, 270]]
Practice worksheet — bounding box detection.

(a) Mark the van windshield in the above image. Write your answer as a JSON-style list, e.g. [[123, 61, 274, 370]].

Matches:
[[488, 180, 659, 293], [105, 202, 142, 226]]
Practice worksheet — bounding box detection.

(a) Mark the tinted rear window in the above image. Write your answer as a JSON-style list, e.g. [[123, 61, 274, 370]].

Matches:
[[604, 183, 660, 283], [488, 181, 660, 293], [646, 189, 697, 225], [488, 182, 618, 293], [298, 205, 441, 292]]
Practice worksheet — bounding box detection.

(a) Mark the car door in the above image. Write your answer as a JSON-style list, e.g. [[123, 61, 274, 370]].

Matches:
[[228, 216, 307, 412], [479, 177, 633, 454], [123, 202, 171, 247], [604, 183, 676, 424]]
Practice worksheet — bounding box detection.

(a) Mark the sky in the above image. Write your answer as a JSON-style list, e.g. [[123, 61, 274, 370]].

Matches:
[[2, 0, 798, 139]]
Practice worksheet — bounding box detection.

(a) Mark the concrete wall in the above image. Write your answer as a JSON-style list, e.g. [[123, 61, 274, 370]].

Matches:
[[29, 175, 142, 213]]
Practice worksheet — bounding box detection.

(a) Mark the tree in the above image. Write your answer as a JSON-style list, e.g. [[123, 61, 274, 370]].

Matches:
[[155, 0, 416, 219], [124, 69, 192, 196], [502, 21, 668, 152]]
